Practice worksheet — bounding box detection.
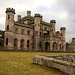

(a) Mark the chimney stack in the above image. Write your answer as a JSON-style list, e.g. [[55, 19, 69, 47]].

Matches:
[[18, 15, 21, 21], [27, 11, 31, 17]]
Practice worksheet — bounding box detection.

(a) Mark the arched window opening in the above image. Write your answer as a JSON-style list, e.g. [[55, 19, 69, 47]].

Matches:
[[60, 44, 61, 50], [45, 42, 50, 51], [62, 45, 64, 50], [53, 42, 57, 51], [27, 40, 29, 48], [21, 29, 24, 34], [27, 30, 30, 35], [20, 39, 24, 48], [14, 38, 18, 47], [7, 25, 9, 30], [8, 15, 10, 19], [6, 38, 8, 45], [40, 32, 41, 37]]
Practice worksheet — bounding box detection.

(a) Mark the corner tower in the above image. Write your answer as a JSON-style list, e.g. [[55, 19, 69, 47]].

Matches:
[[4, 8, 15, 48], [5, 8, 15, 31], [50, 20, 56, 35], [34, 14, 42, 50], [60, 27, 66, 51]]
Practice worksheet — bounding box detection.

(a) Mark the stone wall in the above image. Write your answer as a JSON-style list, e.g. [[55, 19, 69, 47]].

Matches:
[[33, 55, 75, 75]]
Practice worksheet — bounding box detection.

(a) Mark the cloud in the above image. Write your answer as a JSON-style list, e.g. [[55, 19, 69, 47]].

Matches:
[[55, 0, 75, 42], [0, 0, 75, 42]]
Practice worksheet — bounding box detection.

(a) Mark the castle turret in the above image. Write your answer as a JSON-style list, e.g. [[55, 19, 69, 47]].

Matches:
[[18, 15, 21, 21], [50, 20, 56, 35], [34, 13, 42, 50], [60, 27, 66, 51], [5, 8, 15, 31], [27, 11, 31, 17], [4, 8, 15, 48]]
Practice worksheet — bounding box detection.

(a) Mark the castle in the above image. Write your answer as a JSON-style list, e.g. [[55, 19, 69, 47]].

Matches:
[[66, 38, 75, 52], [4, 8, 66, 51]]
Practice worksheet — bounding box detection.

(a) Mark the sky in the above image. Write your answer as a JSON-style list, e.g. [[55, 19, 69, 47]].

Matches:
[[0, 0, 75, 42]]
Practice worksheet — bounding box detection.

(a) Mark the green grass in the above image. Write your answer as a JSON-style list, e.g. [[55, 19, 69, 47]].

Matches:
[[0, 52, 74, 75]]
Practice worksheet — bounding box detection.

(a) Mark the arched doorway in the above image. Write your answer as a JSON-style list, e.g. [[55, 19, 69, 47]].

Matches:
[[53, 42, 57, 51], [60, 44, 61, 50], [21, 39, 24, 48], [45, 42, 50, 51], [14, 38, 18, 47], [27, 40, 30, 48]]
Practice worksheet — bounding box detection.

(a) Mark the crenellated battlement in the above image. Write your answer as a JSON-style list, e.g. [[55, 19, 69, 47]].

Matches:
[[50, 20, 56, 23], [60, 27, 66, 30], [34, 13, 42, 18], [27, 11, 31, 14], [27, 11, 31, 17], [6, 8, 15, 14], [56, 31, 60, 33], [72, 38, 75, 41]]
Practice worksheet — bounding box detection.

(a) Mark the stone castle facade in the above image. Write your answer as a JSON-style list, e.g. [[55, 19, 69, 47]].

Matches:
[[4, 8, 66, 51], [66, 38, 75, 52]]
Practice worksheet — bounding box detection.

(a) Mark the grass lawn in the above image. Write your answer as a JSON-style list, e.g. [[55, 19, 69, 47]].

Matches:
[[0, 52, 75, 75]]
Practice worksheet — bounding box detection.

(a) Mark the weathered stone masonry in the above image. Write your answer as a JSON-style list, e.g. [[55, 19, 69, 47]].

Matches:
[[33, 55, 75, 75], [4, 8, 66, 51]]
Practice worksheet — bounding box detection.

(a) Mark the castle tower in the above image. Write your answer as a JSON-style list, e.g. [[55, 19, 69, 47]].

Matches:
[[18, 15, 21, 21], [27, 11, 31, 17], [5, 8, 15, 31], [50, 20, 56, 35], [4, 8, 15, 48], [34, 13, 42, 50], [60, 27, 66, 51]]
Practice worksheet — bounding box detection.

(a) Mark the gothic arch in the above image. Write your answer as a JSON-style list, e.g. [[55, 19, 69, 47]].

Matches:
[[14, 38, 18, 47], [53, 42, 57, 51], [60, 44, 61, 50], [20, 39, 24, 48], [45, 42, 50, 51], [27, 40, 30, 48]]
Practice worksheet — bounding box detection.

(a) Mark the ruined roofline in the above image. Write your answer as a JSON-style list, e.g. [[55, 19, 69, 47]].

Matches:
[[14, 22, 34, 29], [15, 9, 56, 27], [16, 16, 34, 23], [5, 8, 56, 27], [40, 21, 51, 26]]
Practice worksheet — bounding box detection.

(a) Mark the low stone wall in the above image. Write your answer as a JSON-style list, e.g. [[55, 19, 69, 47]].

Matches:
[[0, 47, 42, 52], [33, 55, 75, 75], [0, 47, 75, 52]]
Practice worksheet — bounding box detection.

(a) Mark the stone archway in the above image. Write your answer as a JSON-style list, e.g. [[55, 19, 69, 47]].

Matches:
[[53, 42, 57, 51], [27, 40, 30, 48], [45, 42, 50, 51], [20, 39, 24, 48], [14, 38, 18, 47], [60, 44, 61, 50]]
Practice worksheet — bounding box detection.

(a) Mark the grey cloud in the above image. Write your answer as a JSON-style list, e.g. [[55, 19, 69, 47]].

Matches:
[[0, 0, 75, 42], [0, 24, 5, 30], [54, 0, 75, 42]]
